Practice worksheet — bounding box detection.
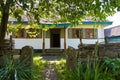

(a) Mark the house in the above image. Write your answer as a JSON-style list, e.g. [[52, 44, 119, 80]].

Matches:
[[8, 21, 112, 52], [104, 25, 120, 43]]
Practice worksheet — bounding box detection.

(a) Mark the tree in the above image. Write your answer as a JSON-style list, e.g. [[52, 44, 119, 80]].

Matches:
[[0, 0, 34, 42], [0, 0, 119, 42]]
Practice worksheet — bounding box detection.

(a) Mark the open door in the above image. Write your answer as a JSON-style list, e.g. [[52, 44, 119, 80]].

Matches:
[[50, 29, 60, 48]]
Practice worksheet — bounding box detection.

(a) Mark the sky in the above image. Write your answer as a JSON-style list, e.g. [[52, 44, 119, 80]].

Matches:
[[107, 12, 120, 26]]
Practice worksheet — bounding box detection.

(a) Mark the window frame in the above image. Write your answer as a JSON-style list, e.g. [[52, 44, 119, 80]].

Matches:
[[68, 28, 98, 39]]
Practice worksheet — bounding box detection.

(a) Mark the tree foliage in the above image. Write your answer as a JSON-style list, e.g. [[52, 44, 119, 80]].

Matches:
[[0, 0, 119, 41]]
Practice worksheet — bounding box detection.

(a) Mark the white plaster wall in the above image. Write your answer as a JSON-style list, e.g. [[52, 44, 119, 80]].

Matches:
[[13, 38, 42, 49], [44, 38, 64, 49], [13, 26, 105, 49], [60, 39, 64, 49], [65, 26, 104, 49], [97, 25, 105, 43], [13, 38, 65, 49], [45, 38, 50, 49], [66, 39, 99, 49]]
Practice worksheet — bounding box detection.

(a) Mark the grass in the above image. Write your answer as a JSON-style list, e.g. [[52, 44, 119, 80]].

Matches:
[[54, 59, 66, 80], [33, 53, 66, 80], [33, 53, 120, 80], [33, 53, 48, 80]]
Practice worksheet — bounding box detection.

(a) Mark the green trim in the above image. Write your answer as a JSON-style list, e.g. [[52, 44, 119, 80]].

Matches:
[[8, 21, 112, 27]]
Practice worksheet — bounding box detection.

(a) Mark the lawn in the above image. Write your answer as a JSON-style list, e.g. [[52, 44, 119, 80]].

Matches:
[[33, 53, 66, 80], [33, 53, 120, 80], [33, 53, 48, 80]]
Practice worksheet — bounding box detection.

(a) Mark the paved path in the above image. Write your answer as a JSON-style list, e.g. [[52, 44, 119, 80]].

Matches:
[[41, 56, 63, 80], [42, 63, 58, 80], [41, 56, 62, 61]]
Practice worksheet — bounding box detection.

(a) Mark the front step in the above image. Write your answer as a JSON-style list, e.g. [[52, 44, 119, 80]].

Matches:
[[46, 49, 63, 53], [41, 53, 63, 56]]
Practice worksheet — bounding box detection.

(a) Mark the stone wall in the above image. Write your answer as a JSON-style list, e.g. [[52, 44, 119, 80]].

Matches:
[[66, 46, 78, 70], [98, 43, 120, 58], [78, 43, 120, 58], [0, 46, 33, 68]]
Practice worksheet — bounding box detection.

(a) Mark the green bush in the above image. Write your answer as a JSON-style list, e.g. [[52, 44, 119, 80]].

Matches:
[[56, 57, 115, 80], [0, 55, 34, 80], [66, 58, 114, 80], [105, 58, 120, 79]]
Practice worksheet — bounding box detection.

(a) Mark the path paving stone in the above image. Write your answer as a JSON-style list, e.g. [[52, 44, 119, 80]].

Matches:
[[42, 63, 58, 80], [41, 56, 62, 80]]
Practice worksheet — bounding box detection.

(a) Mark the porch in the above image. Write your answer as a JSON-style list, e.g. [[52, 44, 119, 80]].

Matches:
[[42, 27, 67, 53]]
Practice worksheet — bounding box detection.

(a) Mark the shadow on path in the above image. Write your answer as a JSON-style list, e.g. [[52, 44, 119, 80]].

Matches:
[[41, 56, 63, 61], [41, 56, 64, 80]]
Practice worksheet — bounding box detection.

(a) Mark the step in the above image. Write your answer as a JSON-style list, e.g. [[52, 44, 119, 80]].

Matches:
[[46, 49, 63, 53], [41, 53, 63, 56]]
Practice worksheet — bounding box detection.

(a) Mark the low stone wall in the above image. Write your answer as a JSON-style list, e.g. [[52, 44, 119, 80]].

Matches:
[[66, 43, 120, 70], [0, 46, 33, 68], [66, 46, 78, 70], [78, 43, 120, 58]]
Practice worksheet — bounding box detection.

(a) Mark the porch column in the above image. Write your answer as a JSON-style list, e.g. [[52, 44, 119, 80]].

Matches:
[[64, 27, 66, 52], [42, 30, 45, 53]]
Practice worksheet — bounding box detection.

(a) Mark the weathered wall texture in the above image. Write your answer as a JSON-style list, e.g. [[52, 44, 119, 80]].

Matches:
[[78, 43, 120, 58], [0, 46, 33, 68]]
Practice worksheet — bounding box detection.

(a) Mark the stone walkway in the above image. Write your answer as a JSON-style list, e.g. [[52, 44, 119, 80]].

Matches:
[[41, 56, 62, 61], [42, 63, 58, 80], [41, 56, 62, 80]]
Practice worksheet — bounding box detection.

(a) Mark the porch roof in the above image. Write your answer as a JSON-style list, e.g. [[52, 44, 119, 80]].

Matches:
[[8, 21, 112, 27]]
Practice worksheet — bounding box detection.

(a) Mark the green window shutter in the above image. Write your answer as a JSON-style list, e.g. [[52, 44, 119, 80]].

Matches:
[[68, 29, 72, 38], [94, 29, 98, 39]]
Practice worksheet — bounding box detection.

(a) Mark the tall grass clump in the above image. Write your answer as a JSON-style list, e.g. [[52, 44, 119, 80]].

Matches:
[[63, 57, 114, 80], [0, 55, 34, 80], [56, 41, 116, 80]]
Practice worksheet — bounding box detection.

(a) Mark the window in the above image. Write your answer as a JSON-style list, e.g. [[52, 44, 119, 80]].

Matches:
[[12, 28, 42, 38], [68, 28, 98, 39], [68, 29, 76, 38], [83, 29, 94, 39], [68, 28, 83, 38]]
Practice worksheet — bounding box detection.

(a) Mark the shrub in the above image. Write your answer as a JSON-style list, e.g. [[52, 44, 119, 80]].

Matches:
[[0, 55, 34, 80], [105, 57, 120, 79], [56, 57, 115, 80]]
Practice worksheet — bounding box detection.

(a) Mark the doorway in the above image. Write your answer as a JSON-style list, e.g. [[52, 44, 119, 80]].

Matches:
[[50, 29, 61, 48]]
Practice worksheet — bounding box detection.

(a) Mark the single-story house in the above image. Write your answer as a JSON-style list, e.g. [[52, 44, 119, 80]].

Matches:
[[7, 21, 112, 52], [104, 24, 120, 43]]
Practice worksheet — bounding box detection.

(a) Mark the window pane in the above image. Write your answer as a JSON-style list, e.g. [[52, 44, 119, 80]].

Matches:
[[68, 28, 97, 39], [68, 28, 82, 38], [83, 28, 98, 39]]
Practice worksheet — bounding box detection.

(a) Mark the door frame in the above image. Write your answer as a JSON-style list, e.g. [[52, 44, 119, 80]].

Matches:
[[50, 28, 61, 48]]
